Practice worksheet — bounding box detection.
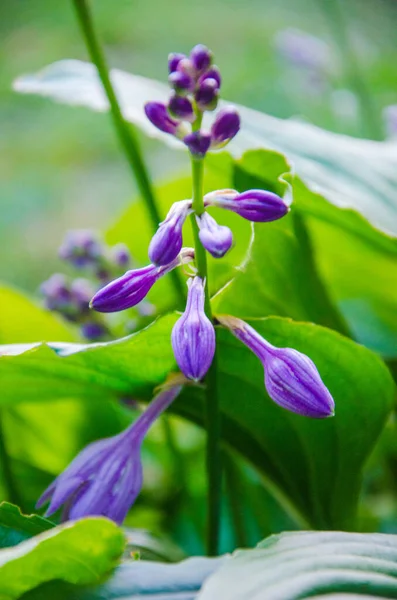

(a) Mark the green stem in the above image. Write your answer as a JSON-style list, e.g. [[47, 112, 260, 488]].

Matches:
[[189, 149, 222, 556], [0, 412, 20, 505], [223, 451, 248, 548], [71, 0, 185, 305], [320, 0, 383, 140]]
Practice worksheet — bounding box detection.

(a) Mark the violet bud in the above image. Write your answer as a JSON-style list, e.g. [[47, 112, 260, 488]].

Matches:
[[205, 188, 289, 223], [112, 243, 131, 268], [190, 44, 213, 73], [80, 321, 108, 341], [196, 212, 233, 258], [144, 102, 187, 138], [168, 52, 186, 73], [168, 95, 195, 122], [148, 200, 192, 266], [195, 78, 219, 112], [58, 229, 104, 269], [210, 107, 240, 148], [171, 276, 215, 381], [218, 316, 334, 418], [37, 384, 182, 524], [91, 249, 194, 313], [183, 131, 212, 157], [70, 278, 94, 314], [40, 273, 73, 314], [168, 71, 195, 94], [199, 67, 222, 89]]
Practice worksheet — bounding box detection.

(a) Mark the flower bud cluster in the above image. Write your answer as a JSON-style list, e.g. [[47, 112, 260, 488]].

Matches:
[[144, 44, 240, 157]]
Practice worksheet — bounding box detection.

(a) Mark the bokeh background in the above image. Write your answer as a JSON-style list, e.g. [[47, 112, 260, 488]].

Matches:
[[2, 0, 397, 294]]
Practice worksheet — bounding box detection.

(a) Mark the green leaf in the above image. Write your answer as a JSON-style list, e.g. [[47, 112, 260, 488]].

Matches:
[[0, 503, 53, 549], [0, 517, 125, 600], [198, 531, 397, 599]]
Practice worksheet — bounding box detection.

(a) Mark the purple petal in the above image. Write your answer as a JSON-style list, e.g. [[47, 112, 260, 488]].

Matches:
[[183, 131, 212, 157], [168, 52, 186, 73], [144, 102, 180, 135], [148, 201, 191, 266], [190, 44, 213, 72], [90, 265, 158, 312], [196, 212, 233, 258], [210, 107, 240, 148]]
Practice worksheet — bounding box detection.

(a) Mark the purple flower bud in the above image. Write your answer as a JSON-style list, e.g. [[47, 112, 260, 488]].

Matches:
[[210, 107, 240, 148], [168, 95, 195, 122], [81, 321, 107, 341], [190, 44, 213, 72], [218, 316, 334, 418], [91, 249, 194, 313], [58, 230, 104, 269], [171, 277, 215, 381], [168, 71, 195, 94], [199, 67, 222, 89], [40, 274, 71, 312], [176, 57, 196, 78], [148, 200, 192, 266], [205, 189, 289, 223], [37, 384, 182, 524], [70, 278, 94, 313], [183, 131, 212, 157], [196, 212, 233, 258], [111, 243, 131, 268], [195, 78, 219, 112], [144, 102, 186, 137], [168, 52, 186, 73]]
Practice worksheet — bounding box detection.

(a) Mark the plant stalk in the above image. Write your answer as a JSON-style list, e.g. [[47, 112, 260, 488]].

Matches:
[[71, 0, 185, 304], [0, 412, 20, 506]]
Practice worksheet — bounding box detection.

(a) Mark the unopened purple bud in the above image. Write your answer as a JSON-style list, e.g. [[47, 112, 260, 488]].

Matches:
[[183, 131, 212, 157], [196, 212, 233, 258], [81, 321, 107, 341], [218, 316, 334, 418], [195, 79, 219, 112], [168, 71, 195, 94], [205, 189, 289, 223], [112, 243, 131, 268], [70, 278, 94, 313], [210, 107, 240, 148], [190, 44, 213, 72], [91, 249, 194, 313], [37, 384, 182, 524], [176, 57, 196, 78], [148, 200, 192, 266], [144, 102, 185, 137], [168, 52, 186, 73], [199, 67, 221, 89], [171, 277, 215, 381], [168, 95, 195, 122], [58, 230, 104, 269], [40, 273, 71, 311]]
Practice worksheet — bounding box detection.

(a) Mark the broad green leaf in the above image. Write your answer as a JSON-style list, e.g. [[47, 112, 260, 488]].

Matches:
[[0, 517, 124, 599], [198, 531, 397, 600], [1, 315, 393, 529], [0, 503, 53, 549], [14, 59, 397, 234]]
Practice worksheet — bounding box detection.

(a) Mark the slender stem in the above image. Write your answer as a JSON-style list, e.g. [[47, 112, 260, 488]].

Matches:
[[189, 147, 222, 556], [319, 0, 383, 140], [223, 451, 248, 548], [0, 411, 21, 506], [71, 0, 185, 305]]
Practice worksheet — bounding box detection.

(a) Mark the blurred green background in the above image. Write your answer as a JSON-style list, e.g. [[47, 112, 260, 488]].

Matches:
[[1, 0, 397, 292]]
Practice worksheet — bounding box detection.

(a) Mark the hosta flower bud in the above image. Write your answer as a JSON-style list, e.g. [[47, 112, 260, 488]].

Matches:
[[190, 44, 213, 72], [183, 131, 212, 157], [195, 78, 219, 112], [196, 212, 233, 258], [58, 230, 104, 269], [91, 249, 194, 313], [144, 102, 186, 138], [80, 321, 107, 341], [111, 243, 131, 268], [210, 107, 240, 148], [168, 52, 186, 73], [172, 277, 215, 381], [148, 200, 192, 266], [37, 384, 182, 524], [168, 70, 195, 94], [218, 316, 334, 418], [168, 95, 195, 122], [199, 67, 222, 89], [205, 189, 289, 223]]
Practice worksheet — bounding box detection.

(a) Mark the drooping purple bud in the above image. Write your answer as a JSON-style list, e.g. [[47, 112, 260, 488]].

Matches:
[[183, 131, 212, 157], [37, 384, 183, 524], [168, 52, 186, 74], [148, 200, 192, 266], [171, 277, 215, 381], [196, 212, 233, 258], [91, 249, 194, 313], [190, 44, 213, 73], [144, 102, 186, 137], [80, 321, 108, 341], [218, 316, 335, 418], [168, 95, 195, 122], [195, 78, 219, 112], [168, 71, 195, 94], [111, 243, 131, 268], [210, 107, 240, 148], [199, 67, 222, 89], [205, 189, 289, 223], [58, 230, 104, 269]]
